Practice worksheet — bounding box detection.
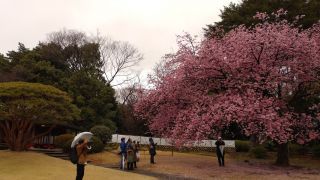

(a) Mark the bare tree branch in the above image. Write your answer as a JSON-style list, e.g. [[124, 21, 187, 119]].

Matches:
[[116, 75, 141, 105], [46, 29, 143, 87], [98, 37, 143, 86]]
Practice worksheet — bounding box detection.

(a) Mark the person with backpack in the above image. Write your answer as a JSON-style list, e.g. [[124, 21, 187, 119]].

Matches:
[[76, 139, 88, 180], [149, 138, 157, 164], [215, 137, 225, 167]]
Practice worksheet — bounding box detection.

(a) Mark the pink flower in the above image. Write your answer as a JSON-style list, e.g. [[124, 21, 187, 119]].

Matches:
[[135, 18, 320, 145]]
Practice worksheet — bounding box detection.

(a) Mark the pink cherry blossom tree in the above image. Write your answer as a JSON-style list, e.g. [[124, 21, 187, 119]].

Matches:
[[135, 12, 320, 166]]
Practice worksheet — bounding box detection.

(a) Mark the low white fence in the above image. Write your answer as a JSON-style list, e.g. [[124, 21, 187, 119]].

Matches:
[[111, 134, 235, 148]]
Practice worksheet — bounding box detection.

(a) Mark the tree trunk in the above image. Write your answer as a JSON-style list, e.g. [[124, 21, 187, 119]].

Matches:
[[0, 120, 55, 151], [0, 120, 33, 151], [276, 143, 289, 166]]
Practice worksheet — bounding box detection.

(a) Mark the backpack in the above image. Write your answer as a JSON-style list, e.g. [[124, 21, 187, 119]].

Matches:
[[70, 147, 78, 164]]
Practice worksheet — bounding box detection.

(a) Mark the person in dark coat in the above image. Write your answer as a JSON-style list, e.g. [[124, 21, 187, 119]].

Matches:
[[215, 137, 225, 166], [149, 138, 157, 164], [132, 141, 138, 168], [119, 138, 127, 170]]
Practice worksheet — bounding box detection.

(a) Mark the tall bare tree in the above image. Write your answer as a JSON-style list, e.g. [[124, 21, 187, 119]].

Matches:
[[98, 37, 143, 86], [48, 29, 143, 87]]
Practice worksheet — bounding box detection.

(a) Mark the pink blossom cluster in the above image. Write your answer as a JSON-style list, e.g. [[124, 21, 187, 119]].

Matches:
[[253, 12, 268, 20], [272, 8, 288, 18], [135, 19, 320, 146]]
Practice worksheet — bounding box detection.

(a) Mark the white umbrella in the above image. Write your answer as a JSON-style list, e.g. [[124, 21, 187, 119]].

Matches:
[[71, 132, 93, 148]]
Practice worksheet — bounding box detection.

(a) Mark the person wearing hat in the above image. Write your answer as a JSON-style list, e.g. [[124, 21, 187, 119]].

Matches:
[[215, 137, 225, 166]]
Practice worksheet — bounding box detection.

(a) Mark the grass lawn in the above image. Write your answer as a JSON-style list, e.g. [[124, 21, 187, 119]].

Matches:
[[89, 150, 320, 180], [232, 151, 320, 169], [0, 150, 155, 180]]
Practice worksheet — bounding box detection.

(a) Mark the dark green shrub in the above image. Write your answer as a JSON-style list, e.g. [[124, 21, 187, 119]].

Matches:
[[263, 141, 276, 152], [62, 139, 73, 153], [54, 134, 74, 148], [312, 145, 320, 158], [88, 136, 105, 153], [289, 143, 309, 155], [90, 125, 113, 144], [251, 146, 267, 159], [235, 140, 250, 152], [103, 120, 117, 132]]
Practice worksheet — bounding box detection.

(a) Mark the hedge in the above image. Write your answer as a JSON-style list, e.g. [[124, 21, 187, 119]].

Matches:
[[235, 140, 250, 152]]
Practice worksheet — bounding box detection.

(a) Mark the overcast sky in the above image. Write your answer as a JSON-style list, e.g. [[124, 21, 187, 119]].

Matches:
[[0, 0, 240, 83]]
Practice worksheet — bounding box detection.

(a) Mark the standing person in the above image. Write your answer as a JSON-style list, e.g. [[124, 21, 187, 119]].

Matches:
[[76, 139, 88, 180], [215, 137, 225, 167], [149, 138, 157, 164], [119, 138, 127, 170], [132, 141, 137, 168], [126, 138, 134, 170], [136, 141, 140, 164]]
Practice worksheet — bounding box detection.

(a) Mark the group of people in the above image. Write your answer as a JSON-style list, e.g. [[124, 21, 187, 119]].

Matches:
[[74, 136, 223, 180], [73, 136, 158, 179], [119, 137, 157, 170], [119, 138, 140, 170]]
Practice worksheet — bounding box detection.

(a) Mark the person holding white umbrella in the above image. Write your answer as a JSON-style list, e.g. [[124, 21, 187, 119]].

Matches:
[[75, 139, 88, 180], [71, 132, 93, 180]]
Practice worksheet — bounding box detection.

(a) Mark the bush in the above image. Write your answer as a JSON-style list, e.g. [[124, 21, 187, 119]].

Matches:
[[90, 125, 113, 144], [289, 143, 309, 155], [88, 136, 105, 153], [312, 145, 320, 158], [263, 141, 276, 152], [235, 140, 250, 152], [103, 120, 117, 132], [54, 134, 74, 148], [251, 146, 268, 159], [62, 139, 73, 153]]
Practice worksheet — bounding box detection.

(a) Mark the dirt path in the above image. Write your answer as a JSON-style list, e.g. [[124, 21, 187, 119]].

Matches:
[[89, 151, 320, 180]]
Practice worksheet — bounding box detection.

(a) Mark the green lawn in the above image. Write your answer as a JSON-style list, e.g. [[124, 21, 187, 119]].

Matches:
[[0, 150, 155, 180]]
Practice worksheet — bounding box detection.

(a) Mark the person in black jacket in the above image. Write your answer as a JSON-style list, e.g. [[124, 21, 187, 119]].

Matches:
[[149, 138, 157, 164], [215, 137, 225, 166], [132, 141, 138, 168]]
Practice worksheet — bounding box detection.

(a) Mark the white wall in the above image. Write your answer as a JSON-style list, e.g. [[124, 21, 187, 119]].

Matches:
[[111, 134, 235, 148]]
